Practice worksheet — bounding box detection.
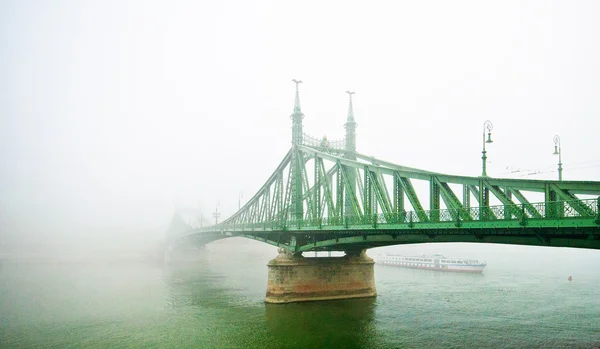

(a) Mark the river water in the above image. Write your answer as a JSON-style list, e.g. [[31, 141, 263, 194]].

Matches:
[[1, 239, 599, 348]]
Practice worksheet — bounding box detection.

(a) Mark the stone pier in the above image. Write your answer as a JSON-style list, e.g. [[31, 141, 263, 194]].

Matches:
[[265, 248, 377, 303]]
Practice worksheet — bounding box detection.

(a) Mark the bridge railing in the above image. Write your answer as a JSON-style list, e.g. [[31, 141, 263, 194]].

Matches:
[[195, 198, 599, 232]]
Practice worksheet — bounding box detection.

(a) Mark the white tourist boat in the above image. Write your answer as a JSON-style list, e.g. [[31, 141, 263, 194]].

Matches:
[[374, 253, 486, 273]]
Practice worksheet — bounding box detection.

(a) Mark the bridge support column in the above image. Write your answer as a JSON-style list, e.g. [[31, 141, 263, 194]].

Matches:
[[265, 248, 376, 303]]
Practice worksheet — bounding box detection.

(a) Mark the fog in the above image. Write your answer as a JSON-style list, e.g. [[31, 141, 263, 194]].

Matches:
[[1, 0, 599, 255]]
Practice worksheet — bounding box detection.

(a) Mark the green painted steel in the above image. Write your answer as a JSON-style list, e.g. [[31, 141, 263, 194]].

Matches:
[[172, 82, 600, 253], [344, 91, 357, 219]]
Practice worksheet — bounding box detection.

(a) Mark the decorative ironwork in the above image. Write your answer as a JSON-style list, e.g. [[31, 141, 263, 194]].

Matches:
[[192, 198, 599, 234], [172, 83, 600, 252], [302, 133, 346, 151]]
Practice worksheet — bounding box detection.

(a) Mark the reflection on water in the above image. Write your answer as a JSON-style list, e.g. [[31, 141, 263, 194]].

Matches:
[[265, 299, 378, 349], [161, 259, 380, 349], [1, 240, 600, 348]]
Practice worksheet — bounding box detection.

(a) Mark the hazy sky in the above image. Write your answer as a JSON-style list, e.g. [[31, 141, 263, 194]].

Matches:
[[1, 0, 599, 246]]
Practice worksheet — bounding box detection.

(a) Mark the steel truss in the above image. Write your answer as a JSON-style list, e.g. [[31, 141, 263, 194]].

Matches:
[[179, 144, 600, 252]]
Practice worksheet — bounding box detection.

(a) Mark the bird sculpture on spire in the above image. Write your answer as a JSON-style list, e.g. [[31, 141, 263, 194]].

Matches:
[[345, 91, 356, 124], [291, 79, 303, 114]]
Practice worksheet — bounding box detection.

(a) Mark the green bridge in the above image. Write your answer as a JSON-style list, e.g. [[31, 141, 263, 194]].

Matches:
[[174, 81, 600, 253], [168, 81, 600, 302]]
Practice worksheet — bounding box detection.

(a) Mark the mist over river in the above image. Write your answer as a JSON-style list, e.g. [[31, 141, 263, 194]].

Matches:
[[1, 239, 599, 348]]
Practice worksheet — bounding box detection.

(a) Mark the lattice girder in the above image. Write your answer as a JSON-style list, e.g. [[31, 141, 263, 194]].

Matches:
[[180, 144, 600, 252]]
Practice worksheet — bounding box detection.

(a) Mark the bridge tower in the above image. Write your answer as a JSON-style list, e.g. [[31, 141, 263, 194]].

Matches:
[[265, 87, 376, 304], [290, 80, 304, 221], [344, 91, 358, 218], [291, 79, 304, 145], [344, 91, 357, 154]]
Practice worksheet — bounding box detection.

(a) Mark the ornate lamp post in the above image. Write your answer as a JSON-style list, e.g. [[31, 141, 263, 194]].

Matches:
[[481, 120, 494, 177], [553, 135, 563, 181]]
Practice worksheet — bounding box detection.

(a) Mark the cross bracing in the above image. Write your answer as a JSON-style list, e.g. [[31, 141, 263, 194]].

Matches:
[[172, 81, 600, 252], [177, 143, 600, 252]]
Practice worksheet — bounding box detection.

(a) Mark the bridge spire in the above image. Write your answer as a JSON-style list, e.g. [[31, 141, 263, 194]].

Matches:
[[290, 80, 305, 221], [344, 91, 358, 217], [344, 91, 357, 154], [345, 91, 355, 123], [292, 79, 302, 113], [290, 79, 304, 145]]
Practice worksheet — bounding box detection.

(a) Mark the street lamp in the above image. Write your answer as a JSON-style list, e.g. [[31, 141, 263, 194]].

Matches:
[[553, 135, 563, 181], [481, 120, 494, 177]]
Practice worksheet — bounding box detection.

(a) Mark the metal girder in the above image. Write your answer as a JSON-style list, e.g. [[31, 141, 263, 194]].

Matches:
[[355, 169, 364, 206], [430, 177, 441, 222], [435, 179, 472, 221], [377, 172, 393, 216], [290, 230, 600, 252], [336, 160, 344, 219], [314, 155, 321, 222], [507, 188, 543, 219], [341, 165, 363, 218], [463, 185, 471, 210], [371, 170, 393, 219], [469, 185, 480, 204], [291, 147, 304, 221], [322, 161, 337, 219], [550, 184, 595, 217], [305, 157, 337, 220], [281, 162, 293, 223], [482, 182, 523, 220], [179, 80, 600, 254], [300, 145, 600, 196], [363, 165, 372, 219], [399, 176, 428, 222], [223, 150, 292, 225], [269, 171, 283, 221], [300, 156, 315, 221], [184, 144, 600, 252], [393, 172, 406, 222], [504, 188, 513, 220], [544, 184, 561, 219], [350, 149, 600, 194], [478, 179, 495, 221], [259, 189, 269, 222]]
